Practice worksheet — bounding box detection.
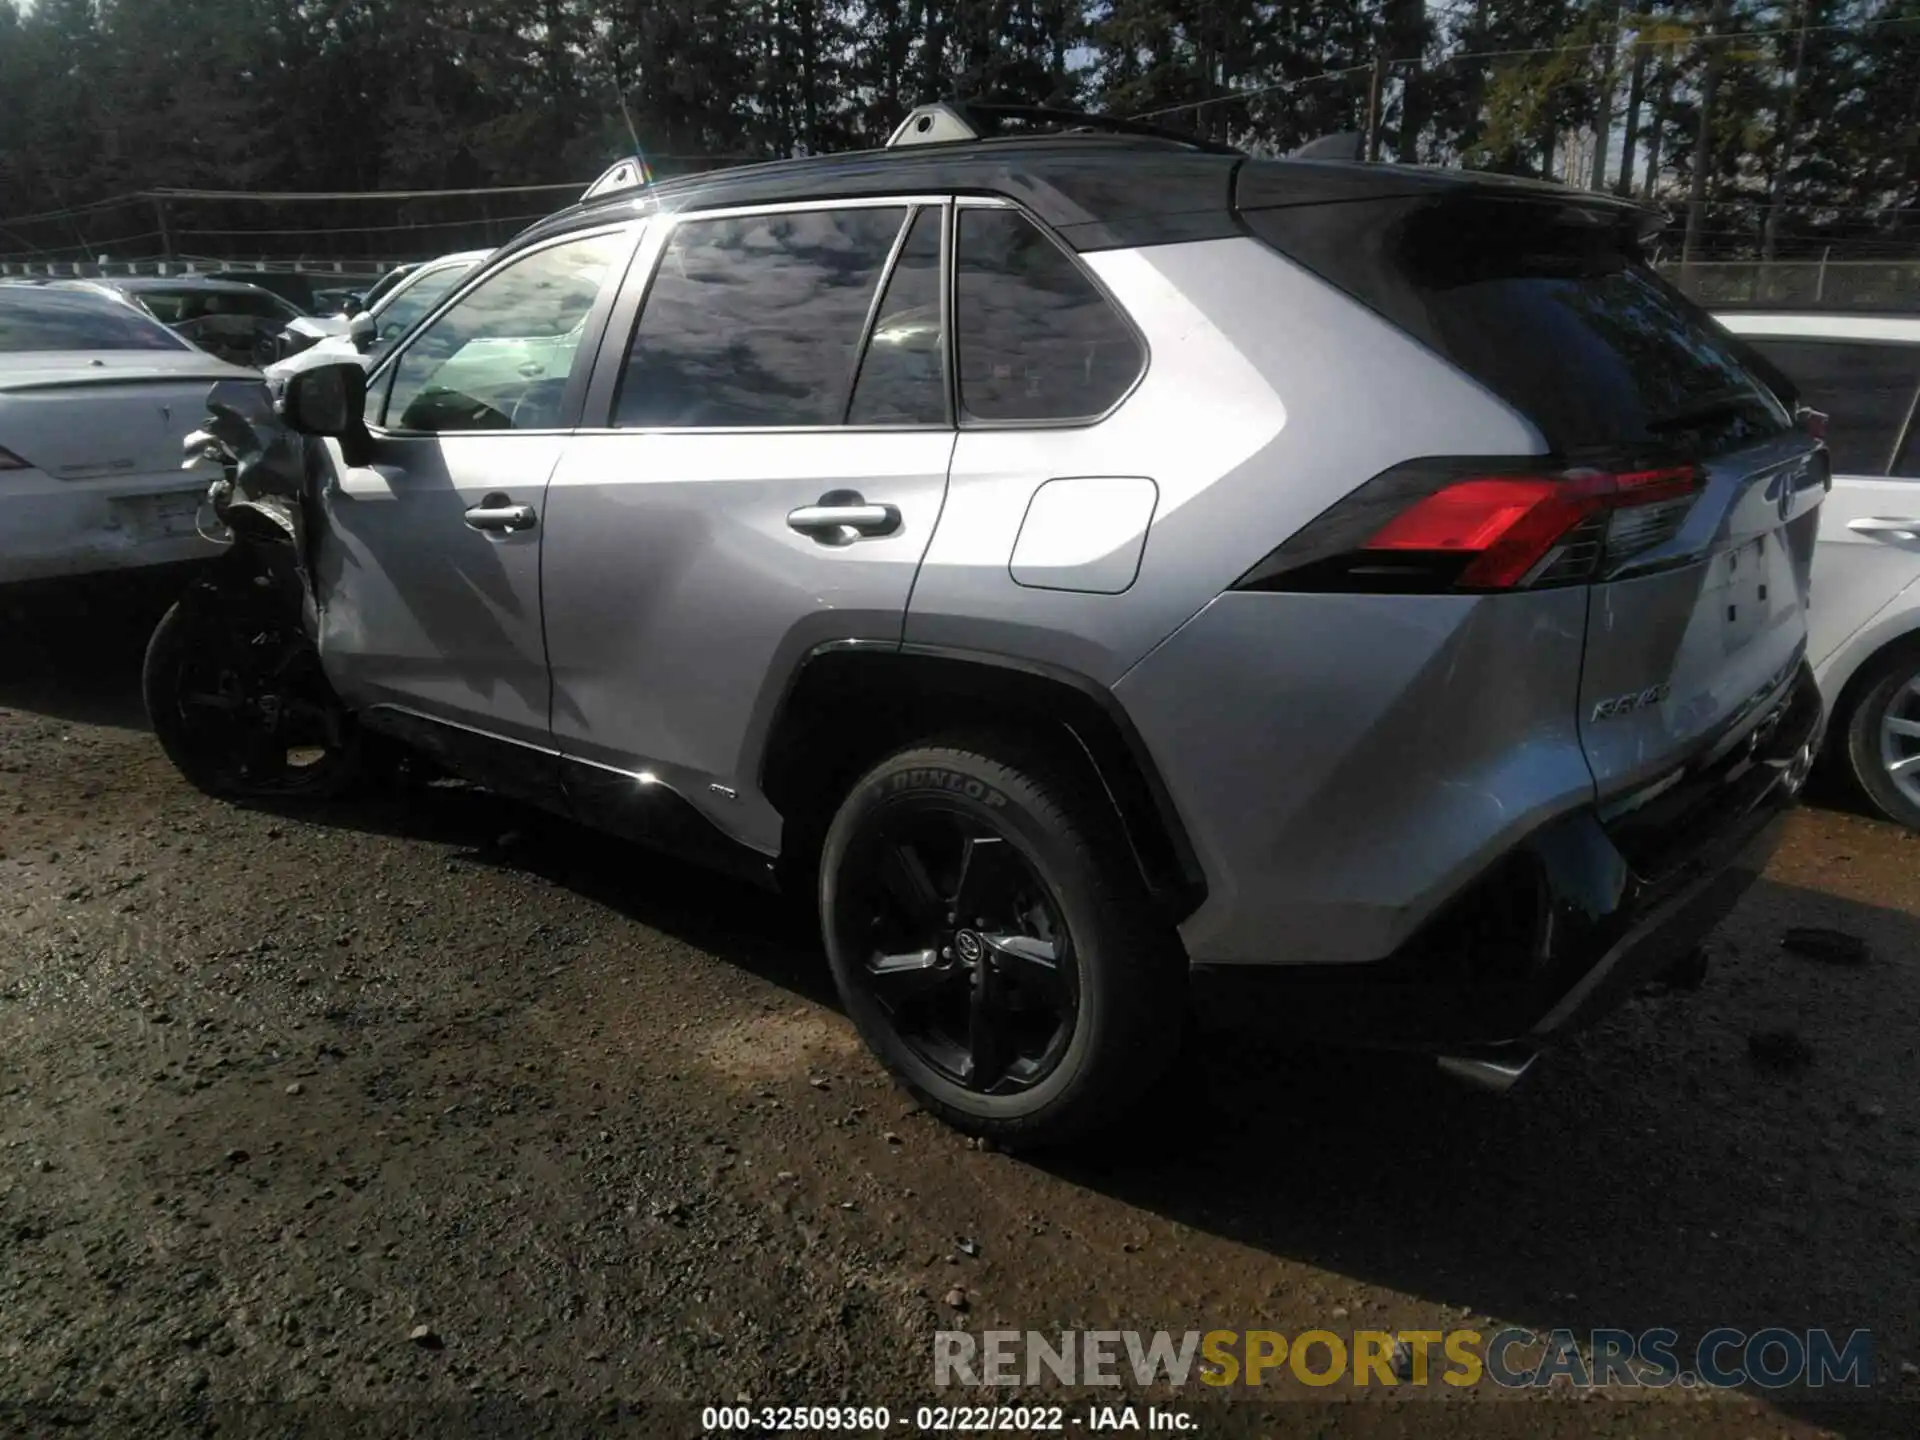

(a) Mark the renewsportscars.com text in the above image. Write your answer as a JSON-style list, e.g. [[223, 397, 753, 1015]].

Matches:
[[933, 1327, 1875, 1390]]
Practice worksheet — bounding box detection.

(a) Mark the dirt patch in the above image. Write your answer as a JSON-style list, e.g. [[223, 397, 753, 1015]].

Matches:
[[701, 1006, 865, 1085]]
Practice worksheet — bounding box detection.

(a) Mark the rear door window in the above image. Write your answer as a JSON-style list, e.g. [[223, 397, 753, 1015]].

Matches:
[[1744, 337, 1920, 478], [953, 208, 1144, 423], [616, 206, 907, 428]]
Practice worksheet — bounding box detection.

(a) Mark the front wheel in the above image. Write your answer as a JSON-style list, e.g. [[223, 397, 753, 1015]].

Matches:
[[819, 738, 1185, 1146], [143, 595, 363, 802]]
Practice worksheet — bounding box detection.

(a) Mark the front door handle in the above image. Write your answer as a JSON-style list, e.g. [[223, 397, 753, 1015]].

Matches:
[[465, 493, 538, 533], [787, 490, 901, 543], [1848, 516, 1920, 540]]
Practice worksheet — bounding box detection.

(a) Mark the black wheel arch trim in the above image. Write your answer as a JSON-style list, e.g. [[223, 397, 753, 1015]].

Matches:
[[757, 638, 1208, 921]]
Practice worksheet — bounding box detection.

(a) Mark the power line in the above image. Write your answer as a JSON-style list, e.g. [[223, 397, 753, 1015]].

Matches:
[[1127, 62, 1375, 121], [150, 181, 586, 203], [1426, 9, 1920, 66], [176, 211, 552, 239], [1137, 10, 1920, 124]]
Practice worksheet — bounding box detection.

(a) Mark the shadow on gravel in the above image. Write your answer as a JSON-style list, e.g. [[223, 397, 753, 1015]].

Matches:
[[1043, 879, 1919, 1431], [301, 784, 841, 1010], [0, 568, 194, 731], [6, 572, 1915, 1430]]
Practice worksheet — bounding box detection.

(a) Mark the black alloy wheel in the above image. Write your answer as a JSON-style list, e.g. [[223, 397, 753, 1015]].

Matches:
[[820, 740, 1185, 1145], [144, 598, 362, 801], [844, 805, 1079, 1096]]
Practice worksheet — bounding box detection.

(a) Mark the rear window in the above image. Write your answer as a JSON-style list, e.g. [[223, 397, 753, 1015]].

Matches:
[[1742, 337, 1920, 477], [1241, 190, 1792, 457], [136, 288, 296, 323], [0, 288, 187, 352]]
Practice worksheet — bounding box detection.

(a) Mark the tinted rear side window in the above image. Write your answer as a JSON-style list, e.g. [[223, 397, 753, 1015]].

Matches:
[[617, 207, 906, 428], [1241, 190, 1791, 457], [1744, 337, 1919, 477], [954, 209, 1144, 423], [0, 289, 186, 352]]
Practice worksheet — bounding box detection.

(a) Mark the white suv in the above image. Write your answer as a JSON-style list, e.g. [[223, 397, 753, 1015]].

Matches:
[[1718, 311, 1920, 829]]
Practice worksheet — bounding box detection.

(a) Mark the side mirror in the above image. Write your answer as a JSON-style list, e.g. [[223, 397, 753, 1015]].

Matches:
[[348, 311, 378, 353], [282, 361, 367, 438]]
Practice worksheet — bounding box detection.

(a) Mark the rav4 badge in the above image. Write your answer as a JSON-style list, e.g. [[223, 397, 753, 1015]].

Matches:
[[1591, 684, 1672, 722]]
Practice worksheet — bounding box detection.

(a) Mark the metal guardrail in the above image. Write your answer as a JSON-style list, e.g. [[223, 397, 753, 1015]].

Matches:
[[0, 258, 391, 280], [1660, 259, 1920, 312], [11, 255, 1916, 312]]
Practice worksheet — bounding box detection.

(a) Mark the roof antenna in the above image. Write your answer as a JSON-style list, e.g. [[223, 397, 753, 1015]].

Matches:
[[614, 79, 645, 164], [584, 72, 654, 200]]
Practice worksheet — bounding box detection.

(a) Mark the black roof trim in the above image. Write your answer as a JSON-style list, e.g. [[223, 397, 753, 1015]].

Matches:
[[499, 141, 1661, 269], [511, 139, 1249, 255], [1236, 157, 1659, 217]]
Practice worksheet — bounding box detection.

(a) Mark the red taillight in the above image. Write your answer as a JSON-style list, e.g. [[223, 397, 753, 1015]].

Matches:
[[0, 444, 34, 471], [1364, 464, 1700, 589], [1235, 459, 1705, 596]]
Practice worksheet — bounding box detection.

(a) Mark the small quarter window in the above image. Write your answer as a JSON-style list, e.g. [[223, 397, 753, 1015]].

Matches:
[[847, 207, 947, 426], [954, 208, 1143, 424]]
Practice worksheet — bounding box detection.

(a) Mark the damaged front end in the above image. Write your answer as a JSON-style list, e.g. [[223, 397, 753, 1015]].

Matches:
[[142, 352, 373, 801]]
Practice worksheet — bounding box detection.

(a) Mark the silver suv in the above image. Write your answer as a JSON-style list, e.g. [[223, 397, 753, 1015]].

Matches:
[[146, 104, 1828, 1144]]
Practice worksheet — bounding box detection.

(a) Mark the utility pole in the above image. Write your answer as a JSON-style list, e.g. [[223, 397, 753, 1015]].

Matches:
[[1589, 0, 1626, 191], [1365, 52, 1388, 161], [1617, 29, 1650, 196], [1762, 0, 1812, 261], [1681, 0, 1733, 274], [151, 193, 174, 265]]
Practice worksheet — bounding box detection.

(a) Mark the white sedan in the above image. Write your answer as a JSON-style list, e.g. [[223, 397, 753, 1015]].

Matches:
[[1717, 310, 1920, 830], [0, 283, 252, 585]]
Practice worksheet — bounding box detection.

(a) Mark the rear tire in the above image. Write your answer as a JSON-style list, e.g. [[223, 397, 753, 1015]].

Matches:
[[144, 595, 363, 803], [1841, 644, 1920, 832], [819, 736, 1186, 1147]]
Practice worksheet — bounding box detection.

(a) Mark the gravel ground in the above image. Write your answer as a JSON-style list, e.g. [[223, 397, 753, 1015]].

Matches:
[[1, 572, 1917, 1439]]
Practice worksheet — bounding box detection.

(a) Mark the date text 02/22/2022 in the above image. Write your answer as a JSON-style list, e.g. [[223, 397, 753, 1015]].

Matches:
[[700, 1404, 1195, 1431]]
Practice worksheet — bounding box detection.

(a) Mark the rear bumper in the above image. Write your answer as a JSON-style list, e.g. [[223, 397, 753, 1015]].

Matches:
[[0, 472, 224, 584], [1190, 660, 1823, 1050]]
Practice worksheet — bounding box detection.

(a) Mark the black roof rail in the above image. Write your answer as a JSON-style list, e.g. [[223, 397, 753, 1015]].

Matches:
[[887, 99, 1243, 157]]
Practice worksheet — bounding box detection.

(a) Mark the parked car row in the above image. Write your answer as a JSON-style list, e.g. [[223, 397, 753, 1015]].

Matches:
[[0, 284, 255, 583], [272, 249, 490, 364], [0, 251, 491, 584]]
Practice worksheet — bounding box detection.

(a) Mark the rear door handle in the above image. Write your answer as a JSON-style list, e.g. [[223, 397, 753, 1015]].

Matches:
[[464, 494, 538, 533], [1848, 516, 1920, 540], [787, 491, 901, 542]]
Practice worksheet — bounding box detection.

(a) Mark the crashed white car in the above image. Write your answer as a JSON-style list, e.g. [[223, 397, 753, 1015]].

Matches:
[[276, 248, 491, 364], [0, 283, 250, 584]]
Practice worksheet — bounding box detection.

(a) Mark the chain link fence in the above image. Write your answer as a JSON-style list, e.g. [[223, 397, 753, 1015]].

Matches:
[[1660, 258, 1920, 312]]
